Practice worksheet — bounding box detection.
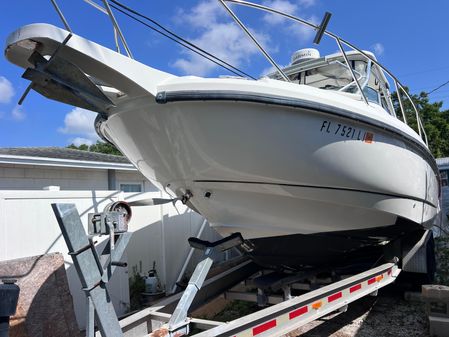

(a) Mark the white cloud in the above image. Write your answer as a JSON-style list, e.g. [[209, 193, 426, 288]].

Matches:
[[181, 0, 223, 28], [372, 42, 384, 56], [172, 22, 271, 76], [287, 14, 319, 40], [299, 0, 316, 8], [262, 0, 298, 25], [260, 65, 276, 77], [11, 105, 25, 121], [71, 137, 95, 147], [58, 107, 99, 144], [261, 1, 318, 42], [0, 76, 15, 104], [171, 0, 318, 76], [260, 63, 290, 77], [172, 0, 273, 77]]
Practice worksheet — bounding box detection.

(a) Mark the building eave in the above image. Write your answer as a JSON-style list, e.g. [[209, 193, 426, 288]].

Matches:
[[0, 154, 137, 171]]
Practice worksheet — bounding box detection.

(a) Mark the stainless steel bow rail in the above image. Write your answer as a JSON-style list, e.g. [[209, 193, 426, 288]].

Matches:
[[52, 202, 405, 337], [44, 0, 428, 145], [218, 0, 428, 145]]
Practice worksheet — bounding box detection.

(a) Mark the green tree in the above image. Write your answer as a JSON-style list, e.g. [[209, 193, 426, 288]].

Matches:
[[68, 140, 123, 156], [89, 141, 123, 156], [392, 89, 449, 158], [68, 143, 89, 151]]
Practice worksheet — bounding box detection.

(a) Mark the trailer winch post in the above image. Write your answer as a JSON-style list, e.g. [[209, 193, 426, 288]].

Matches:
[[52, 203, 132, 337]]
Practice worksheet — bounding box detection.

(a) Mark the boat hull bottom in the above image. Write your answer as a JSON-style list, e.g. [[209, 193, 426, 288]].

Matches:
[[241, 218, 422, 272]]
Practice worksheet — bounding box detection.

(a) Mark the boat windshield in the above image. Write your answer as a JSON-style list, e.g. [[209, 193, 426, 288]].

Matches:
[[269, 54, 395, 115], [219, 0, 428, 145]]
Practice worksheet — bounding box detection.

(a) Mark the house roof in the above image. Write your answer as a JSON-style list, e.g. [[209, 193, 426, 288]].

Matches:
[[437, 157, 449, 169], [0, 147, 136, 170], [0, 147, 130, 163]]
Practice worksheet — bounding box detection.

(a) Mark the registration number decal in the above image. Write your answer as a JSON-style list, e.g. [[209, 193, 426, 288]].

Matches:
[[320, 120, 374, 143]]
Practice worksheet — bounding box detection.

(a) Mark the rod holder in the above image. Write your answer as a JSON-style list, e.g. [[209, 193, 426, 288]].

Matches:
[[313, 11, 332, 45]]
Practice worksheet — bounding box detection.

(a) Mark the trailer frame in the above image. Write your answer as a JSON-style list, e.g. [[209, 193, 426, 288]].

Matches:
[[53, 202, 405, 337]]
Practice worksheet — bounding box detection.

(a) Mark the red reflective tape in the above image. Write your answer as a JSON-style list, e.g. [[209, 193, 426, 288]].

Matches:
[[289, 306, 308, 320], [350, 284, 362, 293], [252, 319, 276, 335], [367, 277, 376, 285], [328, 292, 342, 303]]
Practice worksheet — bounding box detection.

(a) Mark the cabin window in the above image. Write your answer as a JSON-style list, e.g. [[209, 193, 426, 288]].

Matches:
[[363, 87, 380, 104], [279, 57, 395, 115], [120, 183, 143, 192], [304, 62, 358, 90], [441, 170, 448, 187]]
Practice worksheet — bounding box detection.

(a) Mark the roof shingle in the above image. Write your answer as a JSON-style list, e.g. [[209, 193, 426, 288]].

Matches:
[[0, 147, 130, 164]]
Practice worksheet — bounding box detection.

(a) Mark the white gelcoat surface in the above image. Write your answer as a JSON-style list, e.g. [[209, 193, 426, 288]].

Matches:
[[4, 23, 440, 240]]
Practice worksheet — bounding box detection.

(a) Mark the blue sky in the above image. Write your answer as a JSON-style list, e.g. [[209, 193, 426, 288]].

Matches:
[[1, 0, 449, 147]]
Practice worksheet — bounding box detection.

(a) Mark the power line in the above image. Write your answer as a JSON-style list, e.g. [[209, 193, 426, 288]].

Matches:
[[427, 79, 449, 95], [428, 90, 449, 97], [108, 0, 256, 80], [398, 64, 449, 78]]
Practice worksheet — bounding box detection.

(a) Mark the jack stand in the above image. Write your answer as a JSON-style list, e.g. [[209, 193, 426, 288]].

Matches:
[[164, 233, 245, 337], [52, 203, 132, 337]]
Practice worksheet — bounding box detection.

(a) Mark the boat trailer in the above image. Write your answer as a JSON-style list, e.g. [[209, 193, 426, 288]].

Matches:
[[50, 203, 408, 337]]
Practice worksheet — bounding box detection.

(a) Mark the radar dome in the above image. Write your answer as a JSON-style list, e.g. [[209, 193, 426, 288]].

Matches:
[[291, 48, 320, 65]]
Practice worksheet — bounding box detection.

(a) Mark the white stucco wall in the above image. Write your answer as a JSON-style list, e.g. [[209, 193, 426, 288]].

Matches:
[[0, 189, 220, 329], [0, 164, 108, 190], [0, 190, 127, 329], [0, 163, 156, 192], [116, 171, 158, 192]]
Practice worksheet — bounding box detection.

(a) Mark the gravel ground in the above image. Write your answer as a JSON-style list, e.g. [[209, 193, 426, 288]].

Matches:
[[288, 290, 429, 337]]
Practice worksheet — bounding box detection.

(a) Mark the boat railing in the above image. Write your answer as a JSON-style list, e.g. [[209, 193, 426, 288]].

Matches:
[[218, 0, 429, 146], [48, 0, 428, 146]]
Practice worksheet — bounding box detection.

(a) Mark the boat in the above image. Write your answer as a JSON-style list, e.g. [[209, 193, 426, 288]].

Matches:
[[4, 0, 440, 271]]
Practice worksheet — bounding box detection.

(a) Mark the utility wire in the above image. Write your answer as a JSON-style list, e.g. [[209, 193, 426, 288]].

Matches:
[[110, 4, 247, 78], [108, 0, 256, 80], [427, 79, 449, 95], [398, 64, 449, 79], [433, 224, 449, 236]]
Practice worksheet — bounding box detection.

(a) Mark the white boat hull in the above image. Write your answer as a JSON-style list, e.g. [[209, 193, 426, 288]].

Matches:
[[101, 96, 439, 239], [5, 23, 441, 269]]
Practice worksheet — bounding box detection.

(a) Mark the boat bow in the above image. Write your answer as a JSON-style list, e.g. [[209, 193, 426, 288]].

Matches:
[[5, 23, 175, 113]]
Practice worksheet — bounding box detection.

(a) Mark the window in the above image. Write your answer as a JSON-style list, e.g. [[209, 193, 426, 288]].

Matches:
[[120, 183, 142, 192], [363, 87, 380, 104], [441, 170, 448, 187]]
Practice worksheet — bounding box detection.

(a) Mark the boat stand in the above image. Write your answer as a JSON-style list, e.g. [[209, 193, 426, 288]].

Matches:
[[50, 203, 405, 337], [52, 203, 132, 337], [164, 233, 245, 336]]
